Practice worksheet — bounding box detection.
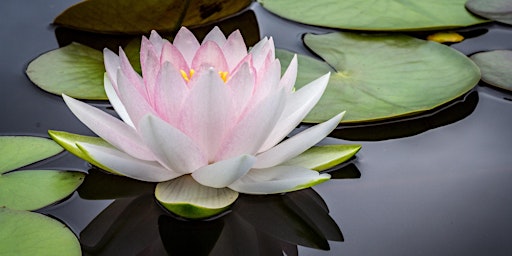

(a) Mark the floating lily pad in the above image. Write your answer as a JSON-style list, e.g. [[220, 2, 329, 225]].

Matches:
[[26, 43, 107, 100], [466, 0, 512, 25], [0, 136, 85, 210], [0, 208, 81, 256], [54, 0, 187, 34], [471, 50, 512, 91], [156, 175, 239, 219], [283, 145, 361, 171], [259, 0, 487, 31], [54, 0, 252, 34], [276, 32, 480, 123], [0, 136, 62, 174]]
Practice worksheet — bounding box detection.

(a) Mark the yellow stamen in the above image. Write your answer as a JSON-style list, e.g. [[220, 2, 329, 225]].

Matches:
[[218, 71, 229, 83], [180, 69, 196, 82]]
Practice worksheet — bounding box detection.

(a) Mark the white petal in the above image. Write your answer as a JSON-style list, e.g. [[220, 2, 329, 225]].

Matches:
[[228, 166, 331, 194], [62, 94, 155, 161], [214, 89, 286, 161], [191, 154, 256, 188], [116, 69, 157, 127], [202, 26, 227, 46], [77, 142, 180, 182], [103, 48, 120, 89], [173, 27, 200, 67], [254, 112, 344, 169], [279, 54, 297, 92], [258, 73, 331, 152], [104, 73, 134, 128], [138, 114, 207, 174]]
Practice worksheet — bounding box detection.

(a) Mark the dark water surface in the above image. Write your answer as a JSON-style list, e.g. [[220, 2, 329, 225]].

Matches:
[[1, 1, 512, 255]]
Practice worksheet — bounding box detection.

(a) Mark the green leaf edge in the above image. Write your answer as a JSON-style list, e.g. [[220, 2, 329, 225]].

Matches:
[[283, 144, 362, 171], [0, 136, 63, 174]]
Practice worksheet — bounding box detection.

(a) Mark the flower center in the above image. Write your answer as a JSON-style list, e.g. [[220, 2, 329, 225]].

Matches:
[[180, 69, 229, 83]]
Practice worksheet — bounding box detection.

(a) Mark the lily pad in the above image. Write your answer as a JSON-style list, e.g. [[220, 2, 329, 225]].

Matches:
[[0, 208, 81, 256], [258, 0, 487, 31], [276, 32, 480, 123], [26, 43, 107, 100], [155, 175, 238, 219], [54, 0, 187, 34], [182, 0, 253, 28], [0, 136, 62, 174], [471, 50, 512, 91], [283, 144, 361, 171], [0, 136, 85, 210], [466, 0, 512, 25]]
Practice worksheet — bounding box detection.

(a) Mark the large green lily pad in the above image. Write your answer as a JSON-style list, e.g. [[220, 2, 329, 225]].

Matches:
[[26, 43, 107, 100], [0, 208, 81, 256], [276, 32, 480, 123], [258, 0, 487, 31], [54, 0, 252, 34], [0, 136, 85, 210], [466, 0, 512, 25], [471, 50, 512, 91], [0, 136, 62, 174], [53, 0, 187, 34]]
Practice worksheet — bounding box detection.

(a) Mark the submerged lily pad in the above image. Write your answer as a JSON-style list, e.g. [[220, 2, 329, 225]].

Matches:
[[156, 175, 239, 219], [471, 50, 512, 91], [0, 136, 62, 174], [466, 0, 512, 25], [259, 0, 487, 31], [26, 43, 107, 100], [0, 208, 81, 256], [276, 32, 480, 123], [283, 145, 361, 171], [0, 136, 85, 210], [54, 0, 187, 34], [182, 0, 253, 28]]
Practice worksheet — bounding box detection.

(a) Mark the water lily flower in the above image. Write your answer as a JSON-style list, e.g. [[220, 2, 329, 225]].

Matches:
[[50, 27, 344, 218]]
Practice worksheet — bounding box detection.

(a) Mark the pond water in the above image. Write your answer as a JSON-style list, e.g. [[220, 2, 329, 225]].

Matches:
[[1, 1, 512, 255]]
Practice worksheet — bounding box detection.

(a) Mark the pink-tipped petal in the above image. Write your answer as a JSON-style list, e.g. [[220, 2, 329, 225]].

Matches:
[[160, 41, 189, 72], [116, 69, 158, 126], [215, 89, 286, 161], [250, 37, 275, 71], [254, 112, 344, 169], [118, 48, 147, 99], [191, 41, 229, 72], [103, 48, 120, 89], [104, 73, 134, 127], [148, 30, 165, 56], [228, 166, 331, 195], [179, 68, 235, 161], [77, 142, 180, 182], [138, 114, 207, 174], [202, 26, 227, 46], [223, 30, 248, 70], [191, 154, 256, 188], [153, 62, 189, 125], [279, 54, 298, 92], [140, 46, 160, 101], [62, 94, 155, 161], [226, 62, 255, 116], [258, 73, 331, 152], [173, 27, 200, 67]]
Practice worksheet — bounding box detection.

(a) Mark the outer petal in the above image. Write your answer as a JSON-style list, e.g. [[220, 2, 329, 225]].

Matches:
[[250, 37, 275, 71], [138, 114, 207, 174], [258, 73, 331, 152], [225, 62, 255, 117], [202, 26, 227, 46], [117, 69, 157, 127], [62, 94, 155, 161], [179, 68, 235, 161], [173, 27, 200, 67], [191, 154, 256, 188], [148, 30, 165, 56], [103, 48, 120, 89], [228, 166, 331, 195], [118, 48, 147, 99], [191, 41, 229, 72], [215, 89, 286, 161], [222, 30, 247, 70], [254, 112, 344, 169], [140, 42, 160, 101], [77, 142, 179, 182], [104, 73, 134, 128], [278, 54, 297, 92], [153, 62, 189, 125]]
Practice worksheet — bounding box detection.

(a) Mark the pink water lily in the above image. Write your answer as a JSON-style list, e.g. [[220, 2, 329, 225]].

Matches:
[[55, 27, 343, 217]]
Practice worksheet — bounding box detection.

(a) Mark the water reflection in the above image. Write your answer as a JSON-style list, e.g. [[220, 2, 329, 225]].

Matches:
[[78, 168, 350, 256], [330, 90, 479, 141]]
